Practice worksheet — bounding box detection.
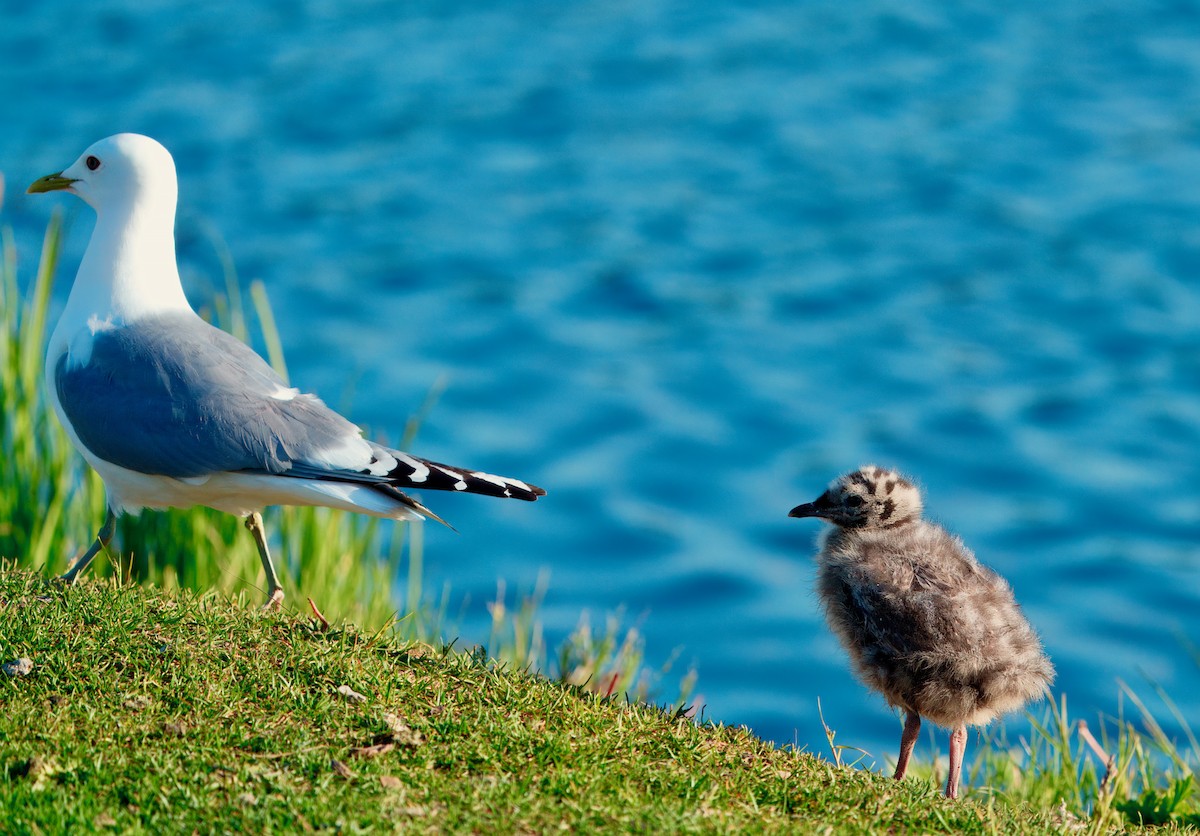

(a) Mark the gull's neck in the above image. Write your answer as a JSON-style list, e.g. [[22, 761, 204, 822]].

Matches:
[[69, 194, 193, 323], [47, 192, 195, 372]]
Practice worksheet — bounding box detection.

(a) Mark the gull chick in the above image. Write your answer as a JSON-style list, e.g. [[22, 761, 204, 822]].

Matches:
[[28, 133, 544, 607], [788, 465, 1053, 798]]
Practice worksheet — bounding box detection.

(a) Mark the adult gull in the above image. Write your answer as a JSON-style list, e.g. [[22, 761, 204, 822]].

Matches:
[[27, 133, 545, 607]]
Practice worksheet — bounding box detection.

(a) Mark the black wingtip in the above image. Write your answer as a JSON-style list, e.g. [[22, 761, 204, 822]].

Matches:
[[386, 453, 546, 502], [515, 483, 547, 502]]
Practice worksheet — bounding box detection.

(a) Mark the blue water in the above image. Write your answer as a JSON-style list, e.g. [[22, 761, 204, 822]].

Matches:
[[4, 1, 1200, 763]]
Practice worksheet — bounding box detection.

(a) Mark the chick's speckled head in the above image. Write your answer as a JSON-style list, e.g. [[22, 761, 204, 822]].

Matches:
[[789, 465, 923, 529]]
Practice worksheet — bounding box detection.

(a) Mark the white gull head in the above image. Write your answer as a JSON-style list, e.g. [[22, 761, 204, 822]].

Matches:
[[32, 133, 178, 215], [33, 133, 193, 368]]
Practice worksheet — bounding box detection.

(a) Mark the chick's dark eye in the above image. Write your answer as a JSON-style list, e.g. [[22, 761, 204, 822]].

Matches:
[[846, 495, 865, 508], [86, 155, 100, 171]]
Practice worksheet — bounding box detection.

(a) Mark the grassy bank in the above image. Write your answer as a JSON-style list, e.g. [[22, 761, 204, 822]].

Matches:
[[0, 570, 1072, 834]]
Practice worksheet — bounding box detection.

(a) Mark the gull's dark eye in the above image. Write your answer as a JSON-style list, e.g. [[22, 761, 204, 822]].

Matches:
[[86, 155, 101, 171], [846, 495, 865, 508]]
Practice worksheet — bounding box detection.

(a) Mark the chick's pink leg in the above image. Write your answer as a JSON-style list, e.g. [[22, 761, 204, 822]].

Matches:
[[944, 724, 968, 798], [893, 710, 922, 780]]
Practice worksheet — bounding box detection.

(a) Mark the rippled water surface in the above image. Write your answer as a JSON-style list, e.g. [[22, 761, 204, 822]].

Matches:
[[4, 1, 1200, 758]]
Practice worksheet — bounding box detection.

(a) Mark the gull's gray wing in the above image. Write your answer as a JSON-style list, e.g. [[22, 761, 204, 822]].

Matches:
[[55, 312, 369, 479]]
